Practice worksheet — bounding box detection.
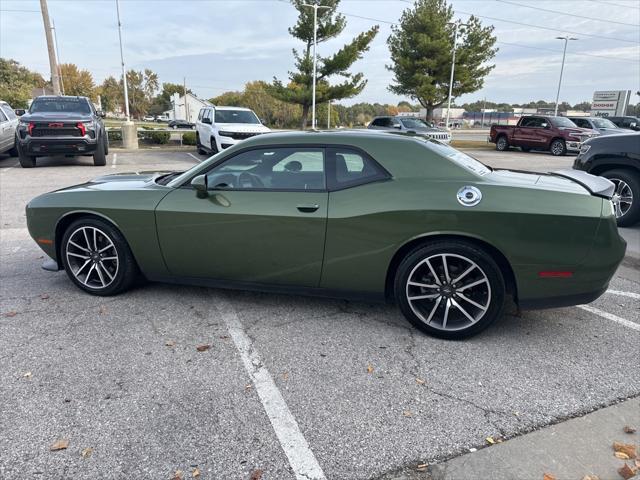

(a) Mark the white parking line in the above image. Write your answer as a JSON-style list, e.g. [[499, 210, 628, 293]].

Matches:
[[187, 152, 202, 163], [111, 153, 117, 169], [607, 289, 640, 300], [578, 305, 640, 332], [216, 296, 326, 480]]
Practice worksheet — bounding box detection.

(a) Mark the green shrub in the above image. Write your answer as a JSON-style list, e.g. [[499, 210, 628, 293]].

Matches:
[[182, 132, 197, 145], [107, 130, 122, 142], [143, 131, 170, 144]]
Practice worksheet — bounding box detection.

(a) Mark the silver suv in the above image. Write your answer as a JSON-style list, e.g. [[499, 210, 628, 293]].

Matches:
[[368, 116, 451, 144], [0, 100, 19, 156]]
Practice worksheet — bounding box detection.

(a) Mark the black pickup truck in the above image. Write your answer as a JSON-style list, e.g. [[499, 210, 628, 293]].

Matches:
[[16, 96, 108, 168]]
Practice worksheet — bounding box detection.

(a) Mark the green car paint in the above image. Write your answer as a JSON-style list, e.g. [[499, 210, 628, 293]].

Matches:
[[26, 131, 626, 309]]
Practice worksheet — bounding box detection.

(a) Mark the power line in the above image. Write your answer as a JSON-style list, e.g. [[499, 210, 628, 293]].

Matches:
[[496, 0, 640, 27], [588, 0, 640, 11]]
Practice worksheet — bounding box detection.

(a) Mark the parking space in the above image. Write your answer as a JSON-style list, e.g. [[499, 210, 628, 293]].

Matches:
[[1, 149, 638, 479]]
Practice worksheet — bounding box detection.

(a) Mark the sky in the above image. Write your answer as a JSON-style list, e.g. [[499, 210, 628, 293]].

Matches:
[[1, 0, 639, 107]]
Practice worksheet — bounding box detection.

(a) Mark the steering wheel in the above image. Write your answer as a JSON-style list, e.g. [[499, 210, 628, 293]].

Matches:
[[238, 172, 264, 189]]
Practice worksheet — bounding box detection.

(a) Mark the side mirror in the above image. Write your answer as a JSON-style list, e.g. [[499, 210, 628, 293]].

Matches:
[[191, 174, 208, 197], [202, 117, 212, 125], [14, 109, 25, 116], [97, 111, 106, 118], [630, 122, 637, 127]]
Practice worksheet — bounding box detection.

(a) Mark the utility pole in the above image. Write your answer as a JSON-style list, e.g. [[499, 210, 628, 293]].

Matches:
[[554, 36, 577, 116], [51, 18, 64, 95], [184, 77, 189, 122], [115, 0, 130, 121], [445, 21, 467, 131], [302, 2, 329, 129], [39, 0, 61, 95], [327, 100, 331, 129]]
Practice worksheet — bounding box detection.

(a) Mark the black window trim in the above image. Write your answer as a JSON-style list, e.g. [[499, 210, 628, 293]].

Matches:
[[177, 143, 392, 193]]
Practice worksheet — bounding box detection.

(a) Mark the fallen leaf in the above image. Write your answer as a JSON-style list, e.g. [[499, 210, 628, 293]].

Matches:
[[219, 335, 230, 340], [196, 344, 210, 352], [486, 436, 496, 445], [249, 469, 263, 480], [581, 475, 600, 480], [625, 426, 637, 434], [4, 311, 17, 317], [366, 364, 374, 374], [23, 371, 32, 378], [50, 439, 69, 451], [98, 306, 107, 315], [282, 372, 289, 380], [165, 340, 176, 347], [40, 293, 50, 300], [403, 410, 413, 417], [171, 470, 184, 480], [191, 467, 200, 478], [618, 463, 638, 480], [614, 442, 637, 459], [244, 384, 252, 391], [543, 474, 557, 480], [81, 447, 93, 458], [416, 463, 428, 471], [617, 452, 632, 460], [415, 377, 425, 385]]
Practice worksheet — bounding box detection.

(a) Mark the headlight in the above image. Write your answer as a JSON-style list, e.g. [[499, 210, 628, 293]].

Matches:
[[579, 144, 591, 154]]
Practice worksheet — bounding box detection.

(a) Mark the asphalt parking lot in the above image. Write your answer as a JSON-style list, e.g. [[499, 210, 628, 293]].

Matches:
[[1, 148, 638, 480]]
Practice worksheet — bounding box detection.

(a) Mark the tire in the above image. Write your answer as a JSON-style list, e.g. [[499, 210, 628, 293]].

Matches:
[[104, 133, 109, 155], [549, 139, 566, 156], [394, 241, 506, 339], [495, 135, 509, 151], [18, 147, 36, 168], [602, 169, 640, 227], [61, 217, 138, 296], [521, 146, 531, 152], [196, 133, 206, 155], [93, 137, 107, 166], [210, 136, 219, 155]]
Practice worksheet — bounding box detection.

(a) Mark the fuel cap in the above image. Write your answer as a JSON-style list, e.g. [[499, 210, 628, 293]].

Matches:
[[457, 186, 482, 207]]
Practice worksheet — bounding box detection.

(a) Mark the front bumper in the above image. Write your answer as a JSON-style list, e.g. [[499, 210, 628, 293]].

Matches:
[[18, 136, 98, 156], [566, 140, 582, 153]]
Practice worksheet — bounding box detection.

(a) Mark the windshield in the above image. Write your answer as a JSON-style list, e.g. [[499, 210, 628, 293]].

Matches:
[[30, 97, 92, 114], [214, 109, 260, 124], [592, 118, 617, 129], [400, 118, 431, 129], [418, 138, 490, 176], [550, 117, 577, 128]]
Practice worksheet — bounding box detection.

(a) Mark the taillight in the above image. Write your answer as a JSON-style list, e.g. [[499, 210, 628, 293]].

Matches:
[[77, 123, 86, 136]]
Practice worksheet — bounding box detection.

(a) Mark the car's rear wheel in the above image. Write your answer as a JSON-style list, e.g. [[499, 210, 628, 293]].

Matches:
[[495, 135, 509, 151], [603, 169, 639, 227], [93, 137, 107, 166], [550, 139, 566, 156], [61, 218, 138, 296], [394, 241, 506, 339]]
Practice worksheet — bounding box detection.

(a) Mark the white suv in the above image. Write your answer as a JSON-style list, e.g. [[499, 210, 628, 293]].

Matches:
[[195, 106, 270, 155]]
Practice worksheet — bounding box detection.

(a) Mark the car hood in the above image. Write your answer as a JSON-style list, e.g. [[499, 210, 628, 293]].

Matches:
[[215, 123, 271, 133], [53, 171, 172, 193], [21, 112, 94, 123], [597, 128, 625, 135]]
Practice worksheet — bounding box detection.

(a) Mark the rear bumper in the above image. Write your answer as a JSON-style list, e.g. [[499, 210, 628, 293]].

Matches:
[[18, 137, 98, 156], [519, 285, 608, 309]]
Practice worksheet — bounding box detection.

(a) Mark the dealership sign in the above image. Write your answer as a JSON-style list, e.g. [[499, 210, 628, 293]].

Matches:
[[591, 90, 631, 117]]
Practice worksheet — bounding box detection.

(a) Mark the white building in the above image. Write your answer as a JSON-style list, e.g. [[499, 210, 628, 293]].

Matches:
[[164, 93, 213, 123]]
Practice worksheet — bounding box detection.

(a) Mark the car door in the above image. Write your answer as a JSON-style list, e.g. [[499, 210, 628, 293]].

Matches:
[[155, 146, 328, 287], [196, 108, 210, 148], [0, 108, 10, 152]]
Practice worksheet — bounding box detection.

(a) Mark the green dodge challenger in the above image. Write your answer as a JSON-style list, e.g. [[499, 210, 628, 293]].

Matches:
[[26, 131, 626, 339]]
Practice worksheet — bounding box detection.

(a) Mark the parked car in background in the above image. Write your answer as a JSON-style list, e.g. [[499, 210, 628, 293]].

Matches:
[[607, 116, 640, 131], [195, 106, 270, 155], [0, 100, 19, 156], [142, 115, 155, 122], [573, 132, 640, 226], [15, 96, 108, 168], [567, 117, 625, 136], [368, 116, 451, 143], [489, 116, 598, 156], [168, 119, 195, 130], [155, 115, 169, 123]]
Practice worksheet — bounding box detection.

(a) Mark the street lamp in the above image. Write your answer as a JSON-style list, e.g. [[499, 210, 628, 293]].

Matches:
[[445, 21, 468, 131], [554, 36, 578, 116], [115, 0, 130, 121], [302, 2, 330, 129]]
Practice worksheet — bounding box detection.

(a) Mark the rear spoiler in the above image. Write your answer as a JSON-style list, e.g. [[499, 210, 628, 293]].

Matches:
[[550, 169, 615, 199]]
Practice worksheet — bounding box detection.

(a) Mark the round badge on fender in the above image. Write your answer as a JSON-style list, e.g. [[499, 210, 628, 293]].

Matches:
[[457, 186, 482, 207]]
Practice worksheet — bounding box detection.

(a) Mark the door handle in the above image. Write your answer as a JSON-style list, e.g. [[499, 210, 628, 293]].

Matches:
[[297, 204, 319, 213]]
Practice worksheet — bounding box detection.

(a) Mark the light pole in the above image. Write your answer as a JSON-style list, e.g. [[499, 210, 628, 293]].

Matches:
[[302, 2, 329, 129], [554, 36, 577, 116], [115, 0, 130, 121], [51, 18, 64, 95], [327, 99, 331, 129], [445, 21, 467, 131]]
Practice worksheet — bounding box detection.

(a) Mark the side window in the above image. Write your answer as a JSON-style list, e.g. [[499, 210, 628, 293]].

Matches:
[[205, 147, 325, 191], [520, 118, 533, 127], [1, 105, 17, 120], [371, 118, 384, 127], [197, 109, 203, 121], [327, 147, 390, 190], [0, 109, 7, 123], [575, 119, 588, 128]]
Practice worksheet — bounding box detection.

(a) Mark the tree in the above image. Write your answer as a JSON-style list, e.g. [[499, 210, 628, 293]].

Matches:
[[59, 63, 95, 98], [0, 58, 45, 108], [97, 76, 122, 114], [572, 101, 591, 112], [266, 0, 379, 128], [386, 0, 497, 120], [125, 68, 159, 117]]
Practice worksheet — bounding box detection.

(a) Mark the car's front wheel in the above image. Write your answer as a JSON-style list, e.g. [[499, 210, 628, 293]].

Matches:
[[196, 133, 206, 155], [394, 241, 506, 339], [61, 218, 138, 296], [550, 139, 566, 156], [18, 147, 36, 168], [210, 136, 219, 155], [603, 169, 639, 227]]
